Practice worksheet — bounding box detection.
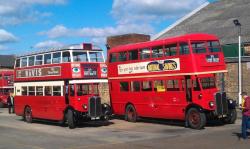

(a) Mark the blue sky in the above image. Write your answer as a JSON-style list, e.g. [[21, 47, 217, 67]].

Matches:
[[0, 0, 216, 55]]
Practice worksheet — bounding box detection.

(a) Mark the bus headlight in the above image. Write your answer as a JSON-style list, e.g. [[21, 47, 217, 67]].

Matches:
[[82, 104, 88, 110], [209, 101, 214, 108]]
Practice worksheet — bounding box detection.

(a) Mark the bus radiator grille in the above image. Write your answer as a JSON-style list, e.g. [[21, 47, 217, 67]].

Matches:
[[88, 96, 102, 118], [215, 92, 228, 116]]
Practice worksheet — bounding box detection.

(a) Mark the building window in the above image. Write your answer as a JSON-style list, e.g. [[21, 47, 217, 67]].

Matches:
[[131, 81, 140, 92], [52, 52, 61, 64], [44, 53, 52, 64], [128, 50, 138, 60], [28, 86, 35, 96], [120, 82, 129, 92], [28, 56, 35, 66], [167, 80, 179, 91], [141, 81, 152, 91], [192, 42, 207, 53], [53, 86, 61, 96], [35, 55, 43, 65], [140, 48, 151, 60], [21, 86, 28, 95], [62, 51, 71, 62], [36, 86, 43, 96], [21, 57, 28, 67], [180, 43, 190, 55], [152, 46, 164, 58], [118, 52, 127, 62], [165, 44, 177, 56], [45, 86, 52, 96]]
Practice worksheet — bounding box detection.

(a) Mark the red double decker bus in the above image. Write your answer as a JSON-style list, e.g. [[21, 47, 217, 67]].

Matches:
[[0, 70, 14, 108], [14, 43, 111, 128], [107, 33, 236, 129]]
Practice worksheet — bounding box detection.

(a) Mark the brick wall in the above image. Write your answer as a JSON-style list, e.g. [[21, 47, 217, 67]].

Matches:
[[107, 33, 150, 49]]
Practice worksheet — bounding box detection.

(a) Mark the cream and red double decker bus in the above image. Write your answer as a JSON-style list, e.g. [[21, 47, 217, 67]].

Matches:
[[107, 33, 236, 129], [0, 70, 14, 107], [14, 43, 110, 128]]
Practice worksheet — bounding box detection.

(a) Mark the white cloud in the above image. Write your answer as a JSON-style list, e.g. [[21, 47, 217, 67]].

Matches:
[[0, 0, 67, 26], [34, 40, 64, 49], [112, 0, 208, 24], [0, 29, 18, 43]]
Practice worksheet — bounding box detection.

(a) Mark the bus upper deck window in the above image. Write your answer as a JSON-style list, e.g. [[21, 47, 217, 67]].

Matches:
[[35, 55, 43, 65], [73, 52, 88, 62], [89, 52, 104, 62], [152, 46, 164, 58], [128, 50, 138, 60], [118, 52, 127, 62], [52, 52, 61, 64], [21, 57, 28, 67], [140, 48, 151, 60], [208, 41, 221, 52], [109, 53, 117, 63], [15, 59, 20, 68], [62, 51, 71, 62], [44, 53, 52, 64], [192, 42, 206, 53], [180, 43, 190, 55], [165, 44, 177, 56], [28, 56, 35, 66]]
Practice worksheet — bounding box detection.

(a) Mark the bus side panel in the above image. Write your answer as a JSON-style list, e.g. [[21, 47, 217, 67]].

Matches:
[[45, 96, 66, 121], [14, 96, 26, 116], [109, 81, 124, 115]]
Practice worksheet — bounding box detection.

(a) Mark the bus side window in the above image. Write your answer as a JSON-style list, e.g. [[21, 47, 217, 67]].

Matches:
[[53, 86, 62, 96], [21, 86, 28, 95], [109, 53, 117, 63], [192, 42, 206, 53], [193, 78, 201, 91], [180, 43, 190, 55], [141, 81, 152, 91], [21, 57, 28, 67], [28, 56, 35, 66], [52, 52, 61, 64], [44, 53, 52, 64], [36, 86, 43, 96], [152, 46, 164, 58], [35, 55, 43, 65], [62, 51, 71, 62], [140, 48, 151, 60], [118, 51, 127, 62], [70, 85, 75, 96], [120, 82, 129, 92], [131, 81, 140, 92], [165, 44, 177, 56], [15, 59, 20, 68], [166, 80, 179, 91], [28, 86, 35, 96], [153, 80, 165, 92], [128, 50, 138, 60], [45, 86, 52, 96]]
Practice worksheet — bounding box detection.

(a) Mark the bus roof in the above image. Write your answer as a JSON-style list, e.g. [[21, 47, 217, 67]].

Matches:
[[17, 43, 103, 58], [109, 33, 219, 52]]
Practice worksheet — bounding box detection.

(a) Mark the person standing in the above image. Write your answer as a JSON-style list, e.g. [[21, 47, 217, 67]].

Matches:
[[241, 92, 250, 139], [7, 92, 14, 114]]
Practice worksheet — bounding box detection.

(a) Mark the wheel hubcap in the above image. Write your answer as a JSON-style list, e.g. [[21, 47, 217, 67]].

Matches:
[[189, 111, 200, 125]]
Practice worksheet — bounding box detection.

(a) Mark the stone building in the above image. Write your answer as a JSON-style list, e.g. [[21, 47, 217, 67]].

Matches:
[[152, 0, 250, 102], [0, 55, 15, 70]]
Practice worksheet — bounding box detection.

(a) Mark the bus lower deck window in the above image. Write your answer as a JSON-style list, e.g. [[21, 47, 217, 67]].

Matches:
[[53, 86, 62, 96], [141, 81, 152, 91], [120, 82, 129, 92], [131, 81, 140, 92]]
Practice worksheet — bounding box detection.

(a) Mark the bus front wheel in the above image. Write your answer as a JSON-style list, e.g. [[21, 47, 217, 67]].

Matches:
[[67, 109, 76, 129], [186, 108, 206, 129], [24, 106, 33, 123], [125, 104, 137, 122]]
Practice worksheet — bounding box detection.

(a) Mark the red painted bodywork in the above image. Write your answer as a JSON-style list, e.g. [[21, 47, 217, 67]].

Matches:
[[14, 61, 107, 121], [0, 70, 14, 106], [108, 33, 227, 120]]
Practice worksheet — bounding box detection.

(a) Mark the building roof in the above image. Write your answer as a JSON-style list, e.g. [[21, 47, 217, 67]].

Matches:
[[153, 0, 250, 45], [0, 55, 15, 68]]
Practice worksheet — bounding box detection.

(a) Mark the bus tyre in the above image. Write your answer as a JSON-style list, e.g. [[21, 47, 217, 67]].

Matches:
[[125, 104, 137, 122], [24, 106, 33, 123], [186, 108, 206, 129], [223, 109, 237, 124], [67, 109, 76, 129]]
